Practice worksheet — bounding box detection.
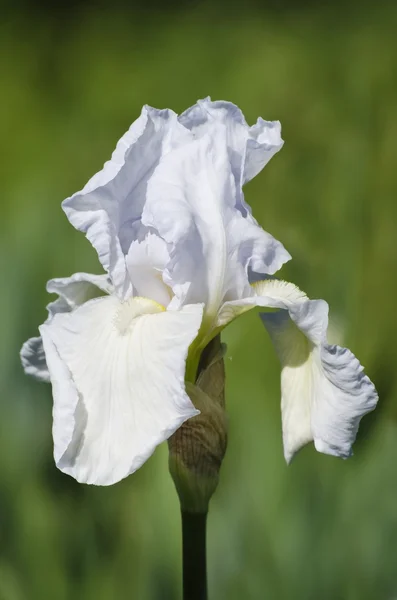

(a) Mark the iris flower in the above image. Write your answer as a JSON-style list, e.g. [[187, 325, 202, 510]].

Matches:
[[21, 99, 378, 486]]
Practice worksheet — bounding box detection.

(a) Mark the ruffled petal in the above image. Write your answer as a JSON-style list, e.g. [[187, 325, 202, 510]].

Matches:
[[20, 336, 50, 382], [244, 117, 284, 184], [40, 296, 203, 485], [21, 272, 111, 382], [223, 215, 291, 303], [142, 128, 289, 323], [179, 98, 283, 215], [312, 343, 379, 458], [216, 279, 378, 461], [62, 100, 286, 308], [142, 126, 232, 315], [62, 107, 190, 298], [46, 272, 112, 316]]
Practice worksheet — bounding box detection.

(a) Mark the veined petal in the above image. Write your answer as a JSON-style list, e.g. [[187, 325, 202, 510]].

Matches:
[[179, 100, 248, 188], [40, 296, 203, 485], [179, 98, 284, 215], [217, 279, 378, 461], [21, 272, 111, 383], [142, 128, 289, 325], [62, 107, 190, 298]]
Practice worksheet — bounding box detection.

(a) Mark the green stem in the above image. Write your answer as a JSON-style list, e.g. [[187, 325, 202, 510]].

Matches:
[[181, 511, 208, 600]]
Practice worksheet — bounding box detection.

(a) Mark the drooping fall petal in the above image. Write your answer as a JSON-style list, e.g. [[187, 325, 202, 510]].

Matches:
[[216, 279, 378, 461], [40, 296, 203, 485]]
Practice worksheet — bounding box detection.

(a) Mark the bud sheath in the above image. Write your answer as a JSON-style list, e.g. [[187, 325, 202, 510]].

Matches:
[[168, 335, 228, 514]]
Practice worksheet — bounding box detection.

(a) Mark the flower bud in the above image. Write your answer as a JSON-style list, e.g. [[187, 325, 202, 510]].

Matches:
[[168, 335, 228, 513]]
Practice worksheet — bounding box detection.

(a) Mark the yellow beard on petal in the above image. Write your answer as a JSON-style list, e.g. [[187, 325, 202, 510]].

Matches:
[[114, 297, 165, 335]]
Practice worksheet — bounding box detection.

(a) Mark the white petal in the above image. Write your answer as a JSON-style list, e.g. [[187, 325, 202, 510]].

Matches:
[[312, 343, 378, 458], [217, 279, 378, 461], [261, 300, 328, 462], [244, 118, 284, 184], [40, 296, 203, 485], [21, 272, 111, 383], [179, 98, 283, 215], [62, 107, 190, 297], [223, 215, 291, 303], [143, 126, 232, 315], [20, 336, 50, 382], [143, 128, 289, 322], [126, 232, 171, 307], [260, 290, 377, 461], [216, 281, 322, 460], [216, 279, 305, 328], [46, 272, 112, 316]]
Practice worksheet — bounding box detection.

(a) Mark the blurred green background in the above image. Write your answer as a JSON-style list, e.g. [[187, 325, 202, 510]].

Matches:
[[1, 1, 397, 598]]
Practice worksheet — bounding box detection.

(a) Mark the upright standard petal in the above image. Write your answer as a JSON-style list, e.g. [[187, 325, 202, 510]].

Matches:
[[179, 98, 284, 215], [142, 127, 289, 326], [62, 107, 190, 298], [21, 272, 111, 382], [40, 296, 203, 485], [216, 280, 378, 461]]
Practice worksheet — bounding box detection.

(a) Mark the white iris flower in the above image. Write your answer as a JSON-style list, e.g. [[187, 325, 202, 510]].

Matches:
[[21, 98, 378, 486]]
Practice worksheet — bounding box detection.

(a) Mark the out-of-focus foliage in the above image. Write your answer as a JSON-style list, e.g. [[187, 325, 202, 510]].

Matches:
[[1, 3, 397, 599]]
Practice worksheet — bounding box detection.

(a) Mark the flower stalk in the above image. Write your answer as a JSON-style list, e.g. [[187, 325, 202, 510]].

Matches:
[[168, 335, 227, 599], [181, 511, 208, 600]]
